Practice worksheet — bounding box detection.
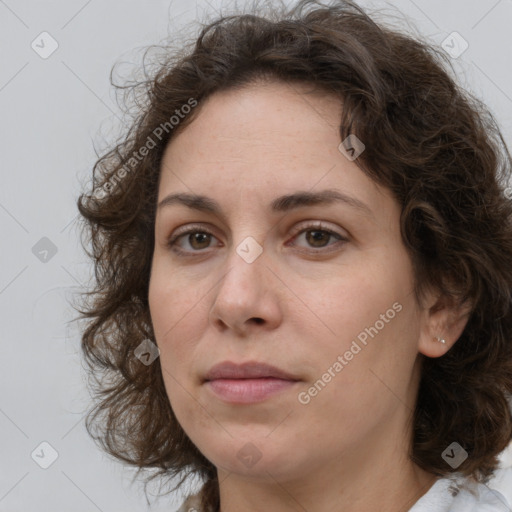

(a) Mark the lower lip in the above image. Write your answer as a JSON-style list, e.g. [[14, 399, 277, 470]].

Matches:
[[205, 378, 297, 404]]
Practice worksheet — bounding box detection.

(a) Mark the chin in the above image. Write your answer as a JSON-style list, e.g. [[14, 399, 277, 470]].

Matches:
[[200, 436, 305, 481]]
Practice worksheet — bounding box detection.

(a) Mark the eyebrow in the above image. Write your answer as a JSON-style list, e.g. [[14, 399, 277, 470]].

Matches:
[[157, 189, 374, 218]]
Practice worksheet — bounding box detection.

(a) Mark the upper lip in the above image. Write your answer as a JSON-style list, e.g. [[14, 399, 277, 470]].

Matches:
[[204, 361, 299, 381]]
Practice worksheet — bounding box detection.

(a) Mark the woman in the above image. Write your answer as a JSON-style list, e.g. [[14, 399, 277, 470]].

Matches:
[[77, 1, 512, 511]]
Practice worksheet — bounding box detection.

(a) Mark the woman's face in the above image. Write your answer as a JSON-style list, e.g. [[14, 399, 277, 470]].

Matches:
[[148, 80, 431, 483]]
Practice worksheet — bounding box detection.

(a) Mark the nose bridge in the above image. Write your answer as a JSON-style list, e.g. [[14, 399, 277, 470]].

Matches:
[[223, 205, 268, 273], [218, 233, 267, 300], [209, 231, 282, 332]]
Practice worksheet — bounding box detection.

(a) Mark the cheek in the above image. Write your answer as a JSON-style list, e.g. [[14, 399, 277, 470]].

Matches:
[[298, 254, 417, 376], [149, 260, 206, 337], [148, 275, 207, 392], [303, 263, 401, 340], [148, 286, 206, 427]]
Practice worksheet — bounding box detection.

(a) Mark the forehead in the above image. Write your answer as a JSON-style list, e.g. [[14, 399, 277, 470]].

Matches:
[[161, 81, 341, 165], [157, 81, 390, 217]]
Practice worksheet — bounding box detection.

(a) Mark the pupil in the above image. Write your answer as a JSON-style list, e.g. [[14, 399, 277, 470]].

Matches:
[[192, 233, 209, 248], [308, 230, 328, 247]]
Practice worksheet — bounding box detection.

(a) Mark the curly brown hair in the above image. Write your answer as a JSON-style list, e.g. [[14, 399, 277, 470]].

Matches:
[[76, 1, 512, 510]]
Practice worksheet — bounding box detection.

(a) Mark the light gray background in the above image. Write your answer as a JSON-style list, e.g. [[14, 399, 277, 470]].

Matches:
[[1, 0, 512, 510]]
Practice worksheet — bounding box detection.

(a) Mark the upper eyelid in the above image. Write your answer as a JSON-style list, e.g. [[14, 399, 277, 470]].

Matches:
[[169, 220, 345, 238]]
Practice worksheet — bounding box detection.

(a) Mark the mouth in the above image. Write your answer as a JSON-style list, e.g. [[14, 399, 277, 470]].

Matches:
[[204, 377, 299, 404], [203, 361, 300, 404]]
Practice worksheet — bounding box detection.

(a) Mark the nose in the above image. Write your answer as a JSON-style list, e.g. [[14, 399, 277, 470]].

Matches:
[[209, 242, 283, 336]]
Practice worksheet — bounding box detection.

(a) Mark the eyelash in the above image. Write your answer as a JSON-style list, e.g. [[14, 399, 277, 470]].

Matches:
[[166, 222, 348, 257]]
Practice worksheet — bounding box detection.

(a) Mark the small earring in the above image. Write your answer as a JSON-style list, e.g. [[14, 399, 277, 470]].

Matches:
[[435, 336, 446, 344]]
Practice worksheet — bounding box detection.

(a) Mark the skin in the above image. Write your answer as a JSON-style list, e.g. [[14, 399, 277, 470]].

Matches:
[[148, 80, 471, 512]]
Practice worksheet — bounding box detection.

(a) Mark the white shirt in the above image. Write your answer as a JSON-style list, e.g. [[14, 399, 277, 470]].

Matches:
[[409, 474, 511, 511], [176, 474, 512, 512]]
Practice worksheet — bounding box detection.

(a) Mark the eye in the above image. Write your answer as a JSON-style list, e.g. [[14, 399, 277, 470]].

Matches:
[[166, 224, 220, 255], [166, 222, 347, 256], [287, 221, 348, 253]]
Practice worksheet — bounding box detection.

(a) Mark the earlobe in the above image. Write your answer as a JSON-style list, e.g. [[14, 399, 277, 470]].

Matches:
[[419, 333, 453, 358]]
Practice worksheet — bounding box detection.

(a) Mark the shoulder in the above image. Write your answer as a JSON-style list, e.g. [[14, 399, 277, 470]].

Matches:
[[409, 474, 512, 512]]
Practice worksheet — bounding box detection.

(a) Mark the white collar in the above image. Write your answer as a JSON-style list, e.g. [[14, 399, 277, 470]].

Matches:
[[409, 474, 511, 511]]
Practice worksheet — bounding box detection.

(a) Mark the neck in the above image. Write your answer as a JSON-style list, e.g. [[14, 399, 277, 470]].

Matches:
[[217, 457, 436, 512], [216, 411, 437, 512]]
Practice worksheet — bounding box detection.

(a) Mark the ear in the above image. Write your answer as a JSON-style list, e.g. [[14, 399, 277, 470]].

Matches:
[[417, 288, 473, 358]]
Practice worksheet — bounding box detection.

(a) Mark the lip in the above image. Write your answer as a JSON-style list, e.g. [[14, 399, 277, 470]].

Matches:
[[204, 360, 299, 381], [205, 378, 298, 404], [203, 361, 300, 404]]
